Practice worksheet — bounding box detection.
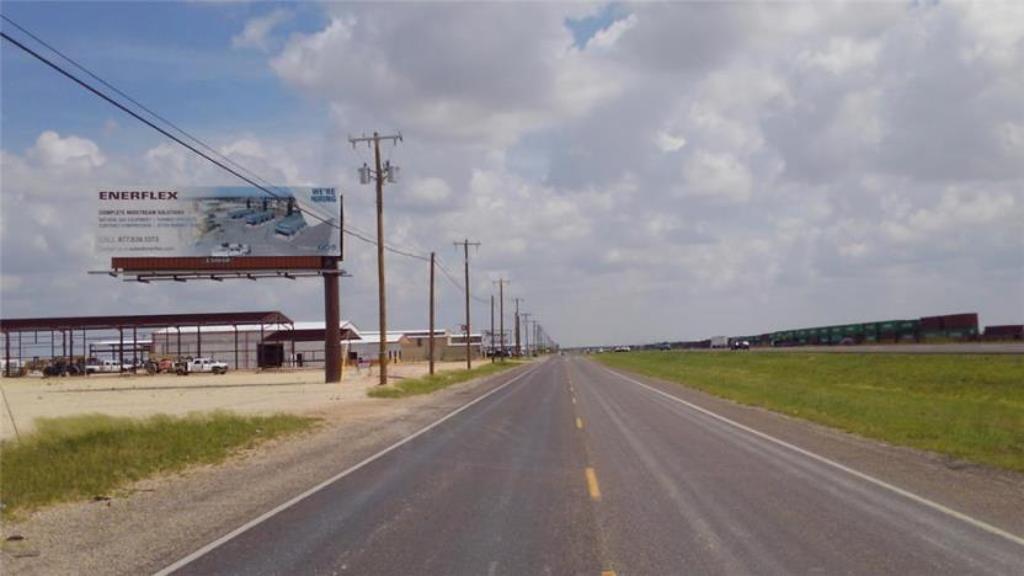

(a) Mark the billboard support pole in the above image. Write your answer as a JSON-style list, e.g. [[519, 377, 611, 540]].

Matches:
[[429, 252, 436, 376], [325, 258, 341, 384]]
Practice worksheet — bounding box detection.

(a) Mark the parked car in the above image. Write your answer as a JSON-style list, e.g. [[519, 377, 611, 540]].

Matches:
[[175, 357, 228, 375], [731, 340, 751, 350]]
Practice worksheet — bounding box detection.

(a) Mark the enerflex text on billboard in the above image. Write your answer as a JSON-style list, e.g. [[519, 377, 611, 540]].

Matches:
[[96, 186, 341, 258]]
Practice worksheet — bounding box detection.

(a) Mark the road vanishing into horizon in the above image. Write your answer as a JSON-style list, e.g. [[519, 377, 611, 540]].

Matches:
[[162, 356, 1024, 576]]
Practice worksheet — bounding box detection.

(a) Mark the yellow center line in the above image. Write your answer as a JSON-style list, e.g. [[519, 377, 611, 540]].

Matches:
[[585, 467, 602, 501], [576, 417, 583, 429], [601, 571, 617, 576]]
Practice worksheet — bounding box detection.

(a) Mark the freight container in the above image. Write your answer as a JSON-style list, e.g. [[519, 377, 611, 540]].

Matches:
[[983, 325, 1024, 340], [940, 313, 979, 330]]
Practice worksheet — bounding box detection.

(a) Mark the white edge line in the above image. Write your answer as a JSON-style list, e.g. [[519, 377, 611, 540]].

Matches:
[[600, 364, 1024, 548], [152, 361, 544, 575]]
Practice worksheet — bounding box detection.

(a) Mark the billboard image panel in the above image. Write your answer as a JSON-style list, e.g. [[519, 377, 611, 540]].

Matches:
[[96, 186, 341, 258]]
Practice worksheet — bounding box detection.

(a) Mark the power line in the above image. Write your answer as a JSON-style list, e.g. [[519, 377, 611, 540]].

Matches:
[[435, 258, 489, 304], [1, 20, 433, 264], [1, 14, 284, 200]]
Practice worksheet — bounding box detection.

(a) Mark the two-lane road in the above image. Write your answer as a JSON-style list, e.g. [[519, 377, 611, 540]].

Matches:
[[160, 356, 1024, 575]]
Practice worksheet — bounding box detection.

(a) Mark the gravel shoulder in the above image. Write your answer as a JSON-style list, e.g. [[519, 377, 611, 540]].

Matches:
[[590, 358, 1024, 539], [1, 362, 535, 576]]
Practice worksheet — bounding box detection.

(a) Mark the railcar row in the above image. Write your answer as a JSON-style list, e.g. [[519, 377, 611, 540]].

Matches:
[[664, 313, 1022, 350]]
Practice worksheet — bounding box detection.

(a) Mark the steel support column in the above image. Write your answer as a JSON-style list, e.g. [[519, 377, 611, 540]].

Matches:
[[324, 267, 341, 383]]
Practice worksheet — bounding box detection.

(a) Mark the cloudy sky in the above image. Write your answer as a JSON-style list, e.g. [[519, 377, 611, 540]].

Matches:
[[1, 1, 1022, 346]]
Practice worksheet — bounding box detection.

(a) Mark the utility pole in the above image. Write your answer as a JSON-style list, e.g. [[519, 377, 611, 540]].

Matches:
[[350, 131, 402, 386], [521, 313, 532, 357], [494, 278, 509, 359], [512, 297, 524, 357], [454, 239, 481, 369], [429, 251, 436, 376], [490, 294, 496, 363]]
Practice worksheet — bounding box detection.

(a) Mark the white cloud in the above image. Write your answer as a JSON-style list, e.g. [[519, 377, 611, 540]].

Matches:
[[798, 37, 881, 75], [232, 9, 291, 51], [681, 151, 753, 203], [585, 13, 638, 51], [27, 131, 106, 169], [270, 5, 623, 146], [403, 177, 452, 207], [655, 131, 686, 153]]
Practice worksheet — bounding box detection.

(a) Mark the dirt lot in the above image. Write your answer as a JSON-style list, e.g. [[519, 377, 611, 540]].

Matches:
[[0, 361, 466, 441]]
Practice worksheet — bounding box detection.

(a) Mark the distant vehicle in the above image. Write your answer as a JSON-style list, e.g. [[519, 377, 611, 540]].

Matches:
[[657, 343, 672, 351], [143, 358, 175, 374], [710, 336, 729, 349], [85, 358, 128, 373], [211, 242, 251, 257], [613, 346, 631, 352], [175, 357, 228, 375], [731, 340, 751, 350], [43, 359, 83, 377]]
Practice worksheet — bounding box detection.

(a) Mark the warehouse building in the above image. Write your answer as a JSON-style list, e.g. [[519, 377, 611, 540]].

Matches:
[[151, 320, 360, 370]]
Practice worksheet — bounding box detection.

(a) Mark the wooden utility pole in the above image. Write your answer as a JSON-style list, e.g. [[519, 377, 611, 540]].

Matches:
[[429, 251, 436, 376], [494, 278, 509, 359], [512, 297, 524, 357], [454, 239, 480, 369], [349, 132, 402, 386], [521, 313, 532, 357]]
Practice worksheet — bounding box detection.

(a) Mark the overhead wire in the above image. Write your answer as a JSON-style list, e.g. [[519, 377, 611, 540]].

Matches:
[[0, 18, 433, 264], [435, 258, 490, 305]]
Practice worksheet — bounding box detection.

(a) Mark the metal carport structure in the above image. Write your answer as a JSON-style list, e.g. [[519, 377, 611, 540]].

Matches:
[[0, 311, 293, 376]]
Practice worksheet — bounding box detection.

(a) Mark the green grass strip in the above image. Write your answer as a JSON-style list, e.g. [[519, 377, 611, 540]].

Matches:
[[0, 411, 316, 516], [596, 351, 1024, 473], [368, 361, 524, 399]]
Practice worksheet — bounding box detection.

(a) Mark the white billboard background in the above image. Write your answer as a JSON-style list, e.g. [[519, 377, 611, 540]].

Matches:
[[96, 186, 341, 257]]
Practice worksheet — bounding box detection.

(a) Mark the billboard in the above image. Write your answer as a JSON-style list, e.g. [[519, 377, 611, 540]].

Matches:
[[96, 186, 341, 258]]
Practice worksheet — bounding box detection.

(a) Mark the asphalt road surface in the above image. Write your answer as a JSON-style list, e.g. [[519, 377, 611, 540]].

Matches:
[[161, 357, 1024, 575]]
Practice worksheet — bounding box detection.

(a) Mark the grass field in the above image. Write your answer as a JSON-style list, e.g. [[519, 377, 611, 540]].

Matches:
[[368, 361, 523, 399], [0, 411, 316, 516], [596, 351, 1024, 472]]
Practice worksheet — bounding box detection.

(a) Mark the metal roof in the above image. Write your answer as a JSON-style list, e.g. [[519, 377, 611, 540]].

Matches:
[[0, 311, 293, 333]]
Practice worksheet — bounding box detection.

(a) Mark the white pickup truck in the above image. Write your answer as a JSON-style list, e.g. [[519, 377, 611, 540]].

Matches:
[[85, 359, 128, 374], [175, 357, 228, 375]]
